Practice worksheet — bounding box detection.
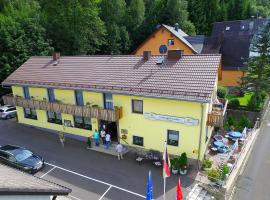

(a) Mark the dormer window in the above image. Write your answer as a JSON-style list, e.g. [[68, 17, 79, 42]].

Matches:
[[225, 26, 230, 31]]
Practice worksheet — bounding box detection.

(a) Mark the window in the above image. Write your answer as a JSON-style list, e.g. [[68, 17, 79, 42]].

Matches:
[[205, 127, 209, 143], [75, 90, 84, 106], [23, 86, 30, 99], [167, 130, 179, 146], [24, 108, 37, 120], [168, 39, 174, 46], [6, 108, 16, 112], [133, 135, 143, 146], [132, 100, 143, 114], [47, 111, 62, 125], [48, 88, 55, 102], [0, 152, 8, 159], [74, 116, 92, 130], [225, 26, 230, 31], [103, 93, 113, 110]]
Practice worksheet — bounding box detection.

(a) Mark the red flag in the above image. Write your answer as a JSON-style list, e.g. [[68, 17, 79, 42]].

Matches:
[[163, 142, 171, 178], [176, 179, 183, 200]]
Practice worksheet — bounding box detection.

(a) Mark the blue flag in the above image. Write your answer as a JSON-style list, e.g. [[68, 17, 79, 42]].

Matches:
[[146, 171, 153, 200]]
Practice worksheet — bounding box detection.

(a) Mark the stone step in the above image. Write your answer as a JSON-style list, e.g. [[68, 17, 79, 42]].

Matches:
[[87, 143, 129, 157]]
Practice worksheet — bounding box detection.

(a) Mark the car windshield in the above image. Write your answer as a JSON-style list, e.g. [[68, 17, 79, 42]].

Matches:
[[14, 150, 33, 162]]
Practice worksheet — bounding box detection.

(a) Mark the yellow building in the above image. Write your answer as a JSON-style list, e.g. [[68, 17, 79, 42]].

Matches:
[[2, 51, 223, 162]]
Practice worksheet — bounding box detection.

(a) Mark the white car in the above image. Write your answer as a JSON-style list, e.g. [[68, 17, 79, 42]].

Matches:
[[0, 105, 17, 119]]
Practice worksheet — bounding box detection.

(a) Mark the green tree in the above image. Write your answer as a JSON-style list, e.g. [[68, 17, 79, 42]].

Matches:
[[99, 0, 130, 54], [242, 20, 270, 106], [40, 0, 105, 55], [227, 0, 252, 20], [0, 0, 53, 82], [162, 0, 195, 35]]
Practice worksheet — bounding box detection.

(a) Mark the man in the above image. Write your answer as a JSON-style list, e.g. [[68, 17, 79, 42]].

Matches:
[[100, 128, 106, 145], [59, 131, 65, 147], [116, 142, 124, 160], [105, 132, 111, 149], [93, 129, 100, 146]]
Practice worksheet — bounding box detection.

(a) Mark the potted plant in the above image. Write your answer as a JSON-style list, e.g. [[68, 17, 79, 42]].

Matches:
[[179, 153, 188, 175], [170, 158, 179, 175], [207, 168, 221, 183], [202, 159, 213, 171]]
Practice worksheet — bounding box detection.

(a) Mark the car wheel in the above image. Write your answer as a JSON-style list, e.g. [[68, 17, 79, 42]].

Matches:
[[6, 115, 11, 119]]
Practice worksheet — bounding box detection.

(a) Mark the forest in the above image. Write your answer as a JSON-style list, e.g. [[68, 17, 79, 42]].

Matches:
[[0, 0, 269, 84]]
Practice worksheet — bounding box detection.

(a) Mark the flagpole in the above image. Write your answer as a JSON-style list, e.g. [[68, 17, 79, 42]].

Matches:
[[163, 176, 166, 200]]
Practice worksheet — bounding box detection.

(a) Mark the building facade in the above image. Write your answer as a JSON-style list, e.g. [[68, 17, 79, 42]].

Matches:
[[2, 51, 224, 161]]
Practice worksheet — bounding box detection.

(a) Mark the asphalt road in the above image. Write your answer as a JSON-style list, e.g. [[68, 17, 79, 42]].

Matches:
[[233, 108, 270, 200], [0, 119, 196, 200]]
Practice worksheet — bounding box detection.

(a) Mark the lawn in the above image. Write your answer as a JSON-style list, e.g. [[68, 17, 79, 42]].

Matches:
[[227, 92, 253, 107]]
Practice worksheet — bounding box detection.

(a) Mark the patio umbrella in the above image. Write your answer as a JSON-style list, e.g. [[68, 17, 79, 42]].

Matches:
[[242, 127, 247, 139]]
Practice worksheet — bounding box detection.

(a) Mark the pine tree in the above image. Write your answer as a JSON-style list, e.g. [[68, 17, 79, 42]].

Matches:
[[242, 20, 270, 106]]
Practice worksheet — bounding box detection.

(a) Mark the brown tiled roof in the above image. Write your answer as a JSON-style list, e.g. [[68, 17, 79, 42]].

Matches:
[[0, 164, 71, 195], [2, 54, 221, 102]]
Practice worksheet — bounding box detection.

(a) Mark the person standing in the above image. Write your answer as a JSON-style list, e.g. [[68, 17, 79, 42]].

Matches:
[[116, 142, 124, 160], [100, 128, 106, 145], [59, 131, 65, 147], [105, 132, 111, 149], [86, 134, 92, 149], [93, 129, 100, 146]]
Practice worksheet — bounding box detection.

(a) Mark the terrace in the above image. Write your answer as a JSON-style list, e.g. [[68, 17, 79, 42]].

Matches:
[[2, 94, 123, 122]]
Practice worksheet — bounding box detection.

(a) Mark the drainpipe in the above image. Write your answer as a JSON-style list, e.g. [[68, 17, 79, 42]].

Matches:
[[197, 103, 204, 171]]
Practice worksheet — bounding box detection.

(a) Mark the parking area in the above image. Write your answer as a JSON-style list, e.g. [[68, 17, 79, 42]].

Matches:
[[0, 119, 197, 200], [36, 162, 145, 200]]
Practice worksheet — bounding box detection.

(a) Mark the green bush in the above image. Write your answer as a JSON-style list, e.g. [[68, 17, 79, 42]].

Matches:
[[202, 159, 213, 169], [179, 152, 188, 170], [237, 115, 252, 130], [228, 98, 240, 108], [220, 164, 230, 180], [248, 94, 261, 110], [207, 168, 221, 182], [217, 86, 228, 98], [170, 158, 180, 170], [260, 91, 268, 101]]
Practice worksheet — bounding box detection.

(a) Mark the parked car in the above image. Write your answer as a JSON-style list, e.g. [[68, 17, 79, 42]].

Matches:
[[0, 145, 44, 173], [0, 105, 17, 119]]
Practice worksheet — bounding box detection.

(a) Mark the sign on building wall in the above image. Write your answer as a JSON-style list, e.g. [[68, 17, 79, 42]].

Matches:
[[144, 113, 199, 126]]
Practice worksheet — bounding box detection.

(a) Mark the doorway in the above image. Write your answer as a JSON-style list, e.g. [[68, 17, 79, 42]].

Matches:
[[100, 120, 118, 142]]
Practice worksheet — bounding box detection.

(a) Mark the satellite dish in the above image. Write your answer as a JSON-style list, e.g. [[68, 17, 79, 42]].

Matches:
[[159, 45, 167, 54]]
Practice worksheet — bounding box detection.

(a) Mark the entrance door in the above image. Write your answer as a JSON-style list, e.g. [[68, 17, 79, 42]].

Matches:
[[100, 120, 118, 142]]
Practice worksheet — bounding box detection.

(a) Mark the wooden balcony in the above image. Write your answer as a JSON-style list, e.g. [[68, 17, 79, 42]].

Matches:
[[2, 94, 122, 122], [207, 99, 228, 127]]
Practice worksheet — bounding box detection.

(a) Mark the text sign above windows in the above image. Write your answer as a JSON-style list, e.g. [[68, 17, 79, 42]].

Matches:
[[144, 113, 199, 126]]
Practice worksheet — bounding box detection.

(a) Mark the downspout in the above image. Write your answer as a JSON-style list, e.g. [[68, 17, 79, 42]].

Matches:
[[197, 103, 204, 170]]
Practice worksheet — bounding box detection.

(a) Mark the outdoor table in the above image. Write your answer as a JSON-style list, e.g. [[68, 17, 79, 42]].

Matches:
[[213, 141, 225, 148], [213, 135, 224, 142], [229, 131, 242, 139]]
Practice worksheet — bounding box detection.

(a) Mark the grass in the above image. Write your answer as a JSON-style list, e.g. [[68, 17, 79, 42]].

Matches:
[[227, 92, 253, 107]]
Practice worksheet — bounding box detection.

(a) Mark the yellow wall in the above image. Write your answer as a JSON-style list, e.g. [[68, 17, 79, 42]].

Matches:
[[219, 70, 245, 87], [134, 27, 194, 55], [12, 85, 213, 160]]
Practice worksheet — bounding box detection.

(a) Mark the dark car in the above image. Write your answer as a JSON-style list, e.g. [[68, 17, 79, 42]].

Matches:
[[0, 145, 44, 173]]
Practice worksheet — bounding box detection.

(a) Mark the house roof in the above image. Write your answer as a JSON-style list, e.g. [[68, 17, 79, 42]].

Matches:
[[0, 164, 71, 195], [2, 54, 221, 103], [184, 35, 205, 53], [203, 18, 268, 70]]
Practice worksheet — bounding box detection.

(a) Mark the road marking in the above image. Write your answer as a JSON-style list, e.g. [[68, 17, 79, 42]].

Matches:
[[45, 162, 145, 199], [99, 185, 112, 200], [40, 166, 56, 178], [69, 194, 81, 200]]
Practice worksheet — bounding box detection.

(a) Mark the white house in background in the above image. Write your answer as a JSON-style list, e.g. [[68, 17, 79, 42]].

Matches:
[[0, 164, 71, 200]]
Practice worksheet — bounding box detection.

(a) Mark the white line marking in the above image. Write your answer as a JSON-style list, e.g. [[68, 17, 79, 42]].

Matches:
[[69, 194, 81, 200], [45, 162, 145, 199], [40, 166, 56, 178], [99, 185, 112, 200]]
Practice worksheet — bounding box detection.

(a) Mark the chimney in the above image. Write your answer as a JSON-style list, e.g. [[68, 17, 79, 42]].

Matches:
[[167, 50, 184, 60], [143, 51, 151, 61], [174, 23, 179, 32], [52, 52, 60, 61]]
